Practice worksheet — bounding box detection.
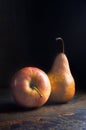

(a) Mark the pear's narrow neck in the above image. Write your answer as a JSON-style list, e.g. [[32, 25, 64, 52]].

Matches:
[[50, 53, 70, 73]]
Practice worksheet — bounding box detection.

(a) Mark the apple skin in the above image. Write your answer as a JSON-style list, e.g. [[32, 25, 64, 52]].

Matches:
[[10, 67, 51, 108]]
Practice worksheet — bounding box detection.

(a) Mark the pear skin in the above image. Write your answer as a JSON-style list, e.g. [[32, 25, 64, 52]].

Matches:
[[48, 38, 75, 103]]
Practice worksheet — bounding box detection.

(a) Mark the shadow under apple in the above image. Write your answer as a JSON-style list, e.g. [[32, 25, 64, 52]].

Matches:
[[0, 102, 39, 113]]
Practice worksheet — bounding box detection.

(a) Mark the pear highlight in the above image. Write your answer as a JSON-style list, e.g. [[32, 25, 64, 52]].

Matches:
[[48, 37, 75, 103]]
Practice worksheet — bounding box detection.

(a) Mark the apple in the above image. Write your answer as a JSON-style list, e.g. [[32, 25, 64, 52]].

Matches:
[[10, 67, 51, 108]]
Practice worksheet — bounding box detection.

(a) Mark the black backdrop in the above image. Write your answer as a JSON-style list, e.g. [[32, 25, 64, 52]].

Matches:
[[1, 0, 86, 90]]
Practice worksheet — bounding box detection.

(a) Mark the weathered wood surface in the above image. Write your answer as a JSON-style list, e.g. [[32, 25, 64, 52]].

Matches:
[[0, 89, 86, 130]]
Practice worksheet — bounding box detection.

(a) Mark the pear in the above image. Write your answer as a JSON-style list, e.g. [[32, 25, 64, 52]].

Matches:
[[48, 37, 75, 103]]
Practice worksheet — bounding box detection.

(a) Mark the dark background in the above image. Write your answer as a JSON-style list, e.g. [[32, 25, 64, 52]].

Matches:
[[0, 0, 86, 90]]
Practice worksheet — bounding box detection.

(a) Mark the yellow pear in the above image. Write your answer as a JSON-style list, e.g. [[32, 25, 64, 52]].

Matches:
[[48, 37, 75, 103]]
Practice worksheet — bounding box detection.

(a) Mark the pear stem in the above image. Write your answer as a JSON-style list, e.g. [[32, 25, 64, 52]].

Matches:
[[33, 86, 43, 97], [56, 37, 65, 53]]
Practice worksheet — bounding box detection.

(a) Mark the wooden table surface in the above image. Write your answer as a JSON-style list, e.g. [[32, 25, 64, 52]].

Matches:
[[0, 88, 86, 130]]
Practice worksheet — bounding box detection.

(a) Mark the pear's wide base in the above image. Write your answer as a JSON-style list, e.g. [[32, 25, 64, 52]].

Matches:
[[48, 72, 75, 103]]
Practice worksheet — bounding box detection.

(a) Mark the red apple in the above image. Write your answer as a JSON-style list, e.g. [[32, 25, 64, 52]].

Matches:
[[10, 67, 51, 108]]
